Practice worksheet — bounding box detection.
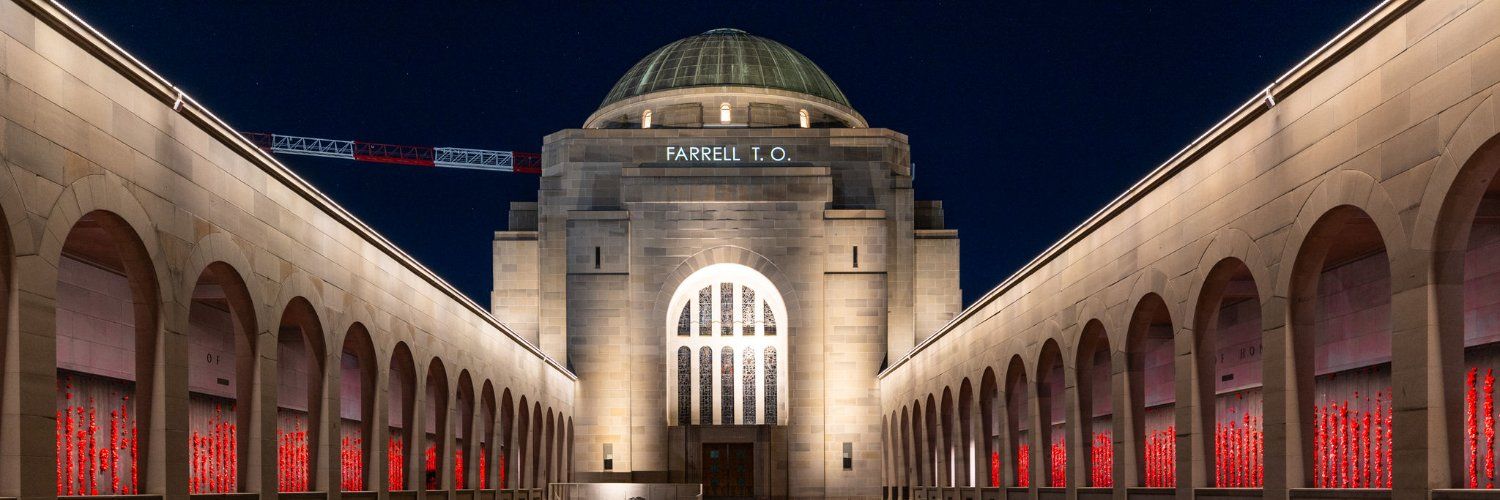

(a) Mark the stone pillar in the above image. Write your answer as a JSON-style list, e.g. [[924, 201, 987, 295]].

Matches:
[[9, 261, 59, 500], [1065, 351, 1084, 492], [1390, 250, 1438, 499], [320, 347, 340, 499], [1029, 370, 1044, 494], [161, 309, 190, 500], [1260, 294, 1292, 497], [409, 368, 427, 496], [1114, 347, 1139, 489], [373, 355, 391, 498], [1173, 321, 1195, 497], [254, 324, 279, 498]]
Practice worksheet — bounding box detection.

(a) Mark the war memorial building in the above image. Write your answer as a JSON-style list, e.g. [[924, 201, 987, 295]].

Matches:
[[7, 0, 1500, 498]]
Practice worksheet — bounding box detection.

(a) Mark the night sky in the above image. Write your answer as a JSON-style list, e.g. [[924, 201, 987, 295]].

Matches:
[[64, 1, 1377, 308]]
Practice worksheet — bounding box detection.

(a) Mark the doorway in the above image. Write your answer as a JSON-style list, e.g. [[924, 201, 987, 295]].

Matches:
[[702, 443, 753, 498]]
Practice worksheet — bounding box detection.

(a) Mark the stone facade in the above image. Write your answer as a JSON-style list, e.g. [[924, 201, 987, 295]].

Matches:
[[0, 2, 573, 500], [493, 124, 960, 497], [878, 0, 1500, 499]]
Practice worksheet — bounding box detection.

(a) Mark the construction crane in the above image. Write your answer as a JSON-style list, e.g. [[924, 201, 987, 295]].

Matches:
[[243, 132, 542, 174]]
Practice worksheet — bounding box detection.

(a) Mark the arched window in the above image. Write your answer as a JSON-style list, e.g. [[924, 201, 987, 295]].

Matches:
[[765, 347, 778, 423], [666, 263, 787, 426], [799, 109, 810, 128], [721, 347, 735, 424], [698, 287, 712, 335], [642, 109, 652, 129], [764, 302, 777, 336], [677, 302, 691, 336], [741, 286, 756, 335], [720, 103, 732, 124], [677, 347, 691, 424], [743, 347, 757, 424], [699, 347, 713, 424], [719, 283, 734, 336]]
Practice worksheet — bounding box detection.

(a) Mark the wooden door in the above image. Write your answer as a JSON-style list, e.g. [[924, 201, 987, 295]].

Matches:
[[702, 443, 754, 498]]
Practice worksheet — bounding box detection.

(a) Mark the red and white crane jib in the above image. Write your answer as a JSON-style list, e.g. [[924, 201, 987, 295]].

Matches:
[[242, 132, 541, 174]]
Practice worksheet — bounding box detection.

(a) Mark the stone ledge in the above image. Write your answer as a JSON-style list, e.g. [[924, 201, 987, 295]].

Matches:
[[1194, 488, 1263, 499], [1432, 490, 1500, 499], [825, 209, 887, 220], [1288, 488, 1390, 499], [493, 231, 538, 241], [567, 210, 629, 220], [916, 229, 959, 239]]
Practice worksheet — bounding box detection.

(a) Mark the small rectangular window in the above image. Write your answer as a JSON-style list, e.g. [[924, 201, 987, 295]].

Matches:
[[842, 442, 853, 470], [604, 443, 614, 470], [594, 246, 601, 269], [852, 246, 859, 269]]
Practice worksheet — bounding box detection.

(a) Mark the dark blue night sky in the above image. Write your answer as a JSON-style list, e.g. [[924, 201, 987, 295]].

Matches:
[[64, 1, 1377, 308]]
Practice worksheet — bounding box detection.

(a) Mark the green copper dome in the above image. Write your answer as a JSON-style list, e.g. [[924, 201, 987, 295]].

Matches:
[[601, 28, 851, 108]]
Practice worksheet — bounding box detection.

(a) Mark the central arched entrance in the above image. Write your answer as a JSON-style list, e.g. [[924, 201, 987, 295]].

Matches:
[[664, 263, 789, 498]]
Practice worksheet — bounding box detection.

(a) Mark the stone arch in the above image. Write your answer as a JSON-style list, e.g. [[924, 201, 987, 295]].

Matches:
[[1036, 338, 1066, 487], [957, 377, 975, 487], [479, 380, 497, 489], [529, 401, 542, 488], [37, 175, 171, 321], [515, 397, 530, 489], [910, 398, 925, 486], [900, 406, 913, 491], [1415, 91, 1500, 251], [1275, 168, 1410, 298], [423, 357, 451, 491], [1124, 290, 1177, 488], [1003, 354, 1029, 487], [498, 388, 514, 489], [1282, 197, 1402, 489], [339, 322, 378, 491], [1183, 228, 1274, 323], [387, 341, 418, 490], [1420, 95, 1500, 489], [939, 386, 955, 487], [979, 367, 1000, 487], [180, 250, 258, 492], [272, 294, 327, 492], [1122, 269, 1176, 351], [454, 370, 476, 489], [651, 246, 804, 338], [44, 204, 166, 494], [1188, 253, 1268, 488], [1074, 318, 1113, 487], [0, 154, 35, 257], [924, 393, 940, 487]]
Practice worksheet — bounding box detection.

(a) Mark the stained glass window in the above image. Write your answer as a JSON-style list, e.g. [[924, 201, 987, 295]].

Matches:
[[720, 283, 734, 336], [699, 347, 713, 423], [677, 347, 691, 424], [743, 347, 757, 424], [677, 303, 691, 336], [741, 286, 756, 335], [763, 302, 777, 336], [698, 287, 712, 335], [765, 347, 778, 423], [721, 348, 735, 424]]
